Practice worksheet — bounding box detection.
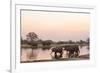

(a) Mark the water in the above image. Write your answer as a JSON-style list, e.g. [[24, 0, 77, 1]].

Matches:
[[21, 46, 89, 62]]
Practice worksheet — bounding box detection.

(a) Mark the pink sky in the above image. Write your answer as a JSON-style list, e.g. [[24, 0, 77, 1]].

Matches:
[[21, 10, 90, 41]]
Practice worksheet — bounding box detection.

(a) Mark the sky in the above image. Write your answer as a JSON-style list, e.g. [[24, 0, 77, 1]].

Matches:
[[21, 10, 90, 42]]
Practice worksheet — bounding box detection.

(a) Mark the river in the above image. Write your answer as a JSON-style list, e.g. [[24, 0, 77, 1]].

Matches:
[[21, 46, 89, 62]]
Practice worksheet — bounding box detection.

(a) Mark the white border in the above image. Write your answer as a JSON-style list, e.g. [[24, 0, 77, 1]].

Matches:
[[11, 3, 96, 73]]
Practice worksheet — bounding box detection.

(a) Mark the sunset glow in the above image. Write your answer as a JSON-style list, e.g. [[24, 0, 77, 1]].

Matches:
[[21, 10, 90, 41]]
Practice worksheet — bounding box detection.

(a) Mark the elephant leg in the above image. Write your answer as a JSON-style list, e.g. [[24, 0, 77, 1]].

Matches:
[[76, 51, 79, 57], [54, 52, 57, 58], [69, 52, 74, 58], [75, 52, 77, 57], [66, 51, 68, 58], [71, 53, 74, 58], [74, 51, 78, 57], [59, 52, 62, 57], [68, 52, 71, 58]]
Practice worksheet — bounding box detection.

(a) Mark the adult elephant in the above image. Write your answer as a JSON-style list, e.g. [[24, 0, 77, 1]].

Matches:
[[64, 45, 80, 58], [50, 47, 63, 59]]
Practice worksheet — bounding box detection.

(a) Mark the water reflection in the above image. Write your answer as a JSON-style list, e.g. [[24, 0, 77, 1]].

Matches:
[[21, 46, 89, 62]]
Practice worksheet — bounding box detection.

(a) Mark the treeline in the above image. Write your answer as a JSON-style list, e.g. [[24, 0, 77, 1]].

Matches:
[[21, 32, 89, 49]]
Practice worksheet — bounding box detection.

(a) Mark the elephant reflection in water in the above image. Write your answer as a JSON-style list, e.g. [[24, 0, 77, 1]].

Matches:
[[50, 47, 63, 59]]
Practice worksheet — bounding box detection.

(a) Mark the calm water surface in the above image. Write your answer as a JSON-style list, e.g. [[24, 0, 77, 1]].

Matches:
[[21, 46, 89, 62]]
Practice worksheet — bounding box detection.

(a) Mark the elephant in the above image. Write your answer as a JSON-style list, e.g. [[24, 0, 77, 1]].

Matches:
[[50, 47, 63, 59], [63, 45, 80, 58]]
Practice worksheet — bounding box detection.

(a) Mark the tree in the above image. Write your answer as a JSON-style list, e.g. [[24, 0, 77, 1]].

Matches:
[[26, 32, 38, 42], [79, 40, 87, 44], [57, 41, 65, 44], [68, 40, 75, 44], [26, 32, 39, 58], [21, 37, 28, 44], [42, 40, 54, 46], [26, 32, 39, 46], [86, 38, 90, 44]]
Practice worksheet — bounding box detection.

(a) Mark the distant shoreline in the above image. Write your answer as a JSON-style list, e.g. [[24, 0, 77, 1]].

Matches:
[[21, 43, 89, 49]]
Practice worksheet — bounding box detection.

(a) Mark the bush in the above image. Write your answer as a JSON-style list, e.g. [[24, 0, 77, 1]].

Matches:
[[42, 46, 51, 50]]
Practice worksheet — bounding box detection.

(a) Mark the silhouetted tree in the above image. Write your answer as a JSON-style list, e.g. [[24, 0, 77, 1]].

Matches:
[[26, 32, 38, 42], [21, 36, 28, 44], [86, 38, 90, 44], [42, 40, 53, 46], [68, 40, 75, 44], [86, 38, 90, 49], [26, 32, 39, 58], [56, 41, 64, 44], [79, 40, 86, 44]]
